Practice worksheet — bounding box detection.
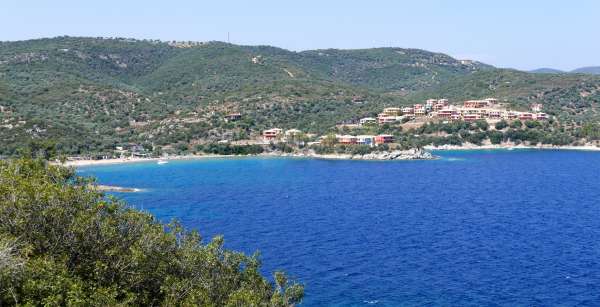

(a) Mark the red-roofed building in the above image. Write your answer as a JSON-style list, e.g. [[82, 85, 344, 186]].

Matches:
[[339, 135, 358, 144], [463, 114, 481, 122], [519, 113, 534, 121], [464, 100, 489, 108], [375, 135, 394, 144], [263, 128, 283, 140]]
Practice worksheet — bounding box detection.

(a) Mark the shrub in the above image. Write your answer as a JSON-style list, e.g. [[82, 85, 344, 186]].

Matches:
[[494, 120, 508, 130], [525, 120, 541, 129], [350, 145, 373, 155], [200, 144, 265, 155], [0, 159, 303, 306], [475, 120, 489, 131], [488, 131, 504, 144]]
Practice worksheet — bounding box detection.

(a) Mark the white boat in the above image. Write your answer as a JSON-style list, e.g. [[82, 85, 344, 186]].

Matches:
[[157, 159, 168, 165]]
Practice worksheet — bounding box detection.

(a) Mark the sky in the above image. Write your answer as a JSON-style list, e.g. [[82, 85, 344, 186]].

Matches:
[[1, 0, 598, 71]]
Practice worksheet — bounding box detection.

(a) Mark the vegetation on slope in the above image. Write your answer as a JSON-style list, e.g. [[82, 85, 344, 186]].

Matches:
[[408, 69, 600, 120], [297, 48, 492, 91], [571, 67, 600, 75], [0, 158, 303, 306], [1, 37, 600, 156]]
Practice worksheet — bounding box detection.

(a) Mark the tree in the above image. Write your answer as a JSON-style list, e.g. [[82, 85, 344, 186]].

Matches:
[[488, 131, 504, 144], [581, 123, 600, 140], [494, 120, 508, 130], [525, 120, 541, 129], [475, 120, 489, 131], [321, 134, 338, 148], [0, 159, 303, 306], [16, 139, 58, 160]]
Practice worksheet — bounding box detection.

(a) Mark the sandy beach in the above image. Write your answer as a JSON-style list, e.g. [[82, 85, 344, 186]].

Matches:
[[59, 154, 234, 167]]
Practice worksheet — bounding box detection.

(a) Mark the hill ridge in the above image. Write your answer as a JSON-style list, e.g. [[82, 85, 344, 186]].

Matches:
[[1, 36, 599, 155]]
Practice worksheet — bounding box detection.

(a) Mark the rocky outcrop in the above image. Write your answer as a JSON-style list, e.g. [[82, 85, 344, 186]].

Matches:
[[356, 148, 436, 160], [91, 184, 141, 193], [284, 148, 437, 161]]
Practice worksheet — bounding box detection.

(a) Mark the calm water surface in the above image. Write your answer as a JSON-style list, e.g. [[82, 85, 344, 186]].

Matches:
[[79, 150, 600, 306]]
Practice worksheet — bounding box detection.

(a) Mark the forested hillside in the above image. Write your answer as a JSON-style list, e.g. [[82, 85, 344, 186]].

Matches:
[[296, 48, 492, 91], [1, 36, 599, 155], [572, 66, 600, 75]]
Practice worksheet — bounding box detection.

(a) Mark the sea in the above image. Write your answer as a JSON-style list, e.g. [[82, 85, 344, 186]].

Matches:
[[78, 150, 600, 306]]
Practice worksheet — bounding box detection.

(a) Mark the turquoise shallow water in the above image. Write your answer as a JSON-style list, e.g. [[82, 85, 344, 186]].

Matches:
[[79, 150, 600, 306]]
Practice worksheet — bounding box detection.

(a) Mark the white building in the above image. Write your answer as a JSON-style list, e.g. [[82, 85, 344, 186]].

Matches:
[[356, 135, 376, 146], [285, 129, 302, 137], [359, 117, 377, 126]]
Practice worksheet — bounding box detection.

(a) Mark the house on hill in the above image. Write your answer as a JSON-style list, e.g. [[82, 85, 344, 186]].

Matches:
[[225, 113, 242, 122], [531, 103, 543, 112], [263, 128, 283, 140], [359, 117, 377, 126], [375, 135, 394, 144]]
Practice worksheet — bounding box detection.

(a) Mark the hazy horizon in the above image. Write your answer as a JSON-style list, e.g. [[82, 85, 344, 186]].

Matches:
[[2, 0, 599, 71]]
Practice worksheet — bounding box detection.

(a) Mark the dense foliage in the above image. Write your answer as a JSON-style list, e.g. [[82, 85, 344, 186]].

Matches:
[[196, 144, 265, 155], [403, 119, 580, 147], [318, 119, 597, 153], [0, 158, 303, 306]]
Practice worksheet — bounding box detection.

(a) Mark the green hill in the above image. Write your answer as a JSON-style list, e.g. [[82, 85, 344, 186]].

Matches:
[[530, 66, 600, 76], [530, 68, 564, 74], [296, 48, 492, 91], [571, 66, 600, 75], [1, 36, 600, 155]]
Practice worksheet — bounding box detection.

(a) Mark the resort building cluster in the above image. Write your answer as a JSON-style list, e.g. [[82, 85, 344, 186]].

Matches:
[[262, 128, 394, 146], [260, 98, 548, 146], [365, 98, 548, 125]]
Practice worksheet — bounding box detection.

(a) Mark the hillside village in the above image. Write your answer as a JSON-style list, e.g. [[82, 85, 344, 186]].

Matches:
[[58, 91, 600, 162], [256, 98, 549, 147], [94, 95, 600, 160], [371, 98, 547, 124]]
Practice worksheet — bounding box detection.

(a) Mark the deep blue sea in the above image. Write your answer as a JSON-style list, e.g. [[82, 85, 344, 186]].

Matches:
[[79, 150, 600, 306]]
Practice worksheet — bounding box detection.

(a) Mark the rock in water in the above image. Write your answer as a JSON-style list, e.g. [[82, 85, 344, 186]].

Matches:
[[356, 148, 436, 160]]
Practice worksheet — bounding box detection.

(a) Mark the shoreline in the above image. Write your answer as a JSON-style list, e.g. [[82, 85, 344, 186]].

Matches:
[[60, 144, 600, 167], [61, 149, 435, 167], [60, 154, 233, 167], [92, 184, 143, 193], [424, 143, 600, 151], [274, 148, 435, 161]]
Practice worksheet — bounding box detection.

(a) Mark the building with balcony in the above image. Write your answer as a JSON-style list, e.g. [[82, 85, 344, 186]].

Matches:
[[263, 128, 283, 140], [375, 134, 395, 144]]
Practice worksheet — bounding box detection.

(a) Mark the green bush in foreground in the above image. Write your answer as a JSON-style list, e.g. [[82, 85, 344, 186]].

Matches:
[[0, 159, 303, 306]]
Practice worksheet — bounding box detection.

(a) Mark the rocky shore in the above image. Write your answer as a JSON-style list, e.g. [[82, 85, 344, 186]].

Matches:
[[357, 148, 436, 160], [91, 184, 141, 193], [424, 142, 600, 151], [282, 148, 437, 161], [61, 149, 435, 166]]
